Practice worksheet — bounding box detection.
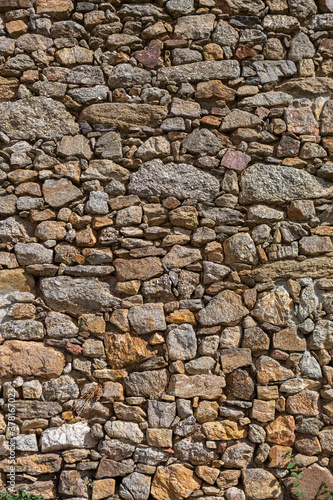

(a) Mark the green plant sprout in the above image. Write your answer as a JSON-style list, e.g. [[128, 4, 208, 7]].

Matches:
[[316, 482, 333, 500], [0, 492, 45, 500], [286, 452, 333, 500], [84, 477, 96, 488]]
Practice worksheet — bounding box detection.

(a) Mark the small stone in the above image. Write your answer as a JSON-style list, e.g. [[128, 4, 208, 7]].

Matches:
[[168, 374, 224, 399], [151, 464, 201, 500], [221, 150, 251, 172], [203, 420, 246, 441], [198, 290, 249, 327], [222, 443, 254, 469], [124, 370, 168, 399], [166, 324, 197, 361]]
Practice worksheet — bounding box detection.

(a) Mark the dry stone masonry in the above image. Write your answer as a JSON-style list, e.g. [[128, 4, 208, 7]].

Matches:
[[2, 0, 333, 499]]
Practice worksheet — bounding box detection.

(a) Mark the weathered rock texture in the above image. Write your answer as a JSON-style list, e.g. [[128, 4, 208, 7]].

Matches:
[[0, 1, 332, 500]]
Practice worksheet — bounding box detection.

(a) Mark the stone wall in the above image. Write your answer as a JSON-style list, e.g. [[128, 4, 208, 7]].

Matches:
[[1, 0, 333, 499]]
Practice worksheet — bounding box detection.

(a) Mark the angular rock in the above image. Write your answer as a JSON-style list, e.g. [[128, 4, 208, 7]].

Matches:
[[198, 290, 249, 327], [252, 288, 293, 326], [242, 469, 282, 500], [124, 370, 168, 398], [0, 320, 43, 340], [120, 472, 151, 500], [174, 14, 215, 40], [105, 331, 155, 369], [40, 276, 120, 314], [256, 356, 294, 384], [0, 97, 78, 140], [128, 303, 166, 334], [0, 454, 62, 475], [14, 243, 53, 266], [114, 257, 163, 281], [0, 341, 65, 379], [42, 178, 81, 209], [129, 160, 219, 203], [220, 348, 252, 374], [203, 420, 246, 441], [41, 421, 97, 452], [168, 374, 224, 399], [162, 245, 201, 269], [81, 103, 168, 131], [151, 464, 201, 500], [167, 324, 197, 361], [240, 164, 333, 205]]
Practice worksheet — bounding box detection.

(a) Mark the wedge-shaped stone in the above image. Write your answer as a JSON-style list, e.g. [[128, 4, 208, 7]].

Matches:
[[105, 331, 155, 369], [198, 290, 249, 327], [129, 160, 219, 203], [40, 276, 120, 314], [151, 464, 201, 500], [0, 97, 78, 140], [256, 356, 294, 385], [203, 420, 246, 440], [157, 60, 240, 84], [240, 164, 333, 205], [168, 374, 224, 399], [80, 103, 168, 131]]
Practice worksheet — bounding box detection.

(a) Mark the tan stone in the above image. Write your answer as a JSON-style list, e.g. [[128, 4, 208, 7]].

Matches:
[[76, 227, 97, 247], [151, 464, 201, 500], [195, 80, 236, 102], [286, 390, 319, 416], [268, 445, 292, 468], [248, 256, 333, 281], [251, 399, 275, 423], [195, 466, 220, 485], [105, 331, 156, 369], [0, 341, 65, 379], [116, 280, 141, 296], [102, 381, 124, 401], [256, 355, 294, 384], [266, 415, 295, 446], [81, 103, 168, 131], [78, 314, 105, 334], [0, 269, 34, 292], [0, 77, 18, 102], [202, 420, 246, 440], [6, 19, 28, 37], [43, 179, 81, 209], [147, 429, 173, 448], [273, 326, 306, 352], [169, 206, 198, 229], [168, 374, 224, 399], [92, 479, 115, 500], [194, 400, 219, 423], [242, 468, 282, 500], [220, 347, 252, 374], [36, 0, 73, 18], [36, 221, 67, 241], [114, 257, 163, 281], [165, 309, 196, 325], [0, 454, 61, 475]]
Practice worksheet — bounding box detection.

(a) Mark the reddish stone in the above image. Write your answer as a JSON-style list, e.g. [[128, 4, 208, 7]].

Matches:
[[200, 115, 222, 127], [270, 349, 289, 361], [322, 137, 333, 157], [285, 107, 319, 136], [235, 44, 258, 60], [276, 135, 300, 157], [164, 39, 187, 48], [319, 38, 333, 57], [163, 197, 181, 209], [220, 150, 251, 172], [134, 40, 163, 69], [66, 342, 82, 356]]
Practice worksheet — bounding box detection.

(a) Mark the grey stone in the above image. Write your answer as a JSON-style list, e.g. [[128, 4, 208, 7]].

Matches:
[[40, 276, 120, 314], [85, 191, 109, 215], [14, 243, 53, 266], [45, 311, 78, 338], [299, 351, 322, 379], [183, 128, 222, 155], [166, 0, 194, 17], [212, 20, 239, 47], [119, 472, 151, 500], [310, 320, 333, 350], [221, 109, 262, 131], [253, 60, 297, 84], [129, 160, 219, 202], [248, 424, 266, 444], [124, 370, 169, 399], [68, 85, 109, 105], [95, 132, 122, 161], [239, 164, 333, 205], [128, 303, 166, 334], [108, 64, 151, 89], [290, 0, 317, 20], [105, 421, 143, 444], [203, 262, 230, 284], [224, 233, 258, 266], [172, 48, 202, 65], [66, 65, 105, 85], [98, 439, 135, 461], [166, 324, 197, 361], [198, 290, 249, 327], [240, 91, 293, 108], [198, 205, 244, 225], [157, 60, 240, 84], [59, 470, 88, 498], [81, 159, 130, 183], [133, 446, 169, 465], [41, 421, 97, 452], [0, 320, 44, 340], [15, 401, 62, 419], [0, 217, 31, 243], [0, 195, 17, 216], [288, 32, 315, 61], [12, 434, 38, 452], [136, 136, 170, 161], [147, 401, 176, 428], [42, 375, 79, 403], [222, 443, 255, 468], [174, 14, 215, 40], [185, 356, 215, 374], [0, 98, 78, 141]]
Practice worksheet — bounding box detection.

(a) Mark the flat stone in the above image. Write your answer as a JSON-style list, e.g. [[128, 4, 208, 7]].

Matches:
[[81, 103, 168, 131], [221, 150, 251, 172], [59, 470, 88, 498], [14, 243, 53, 265], [114, 257, 163, 281], [0, 454, 62, 475], [108, 64, 151, 89], [256, 356, 294, 384], [41, 421, 97, 452], [162, 245, 201, 269], [42, 178, 81, 208], [124, 370, 168, 398], [105, 421, 143, 444], [168, 374, 224, 399], [148, 401, 176, 428], [158, 60, 240, 84], [220, 348, 252, 374], [0, 320, 44, 340], [15, 401, 62, 419], [273, 326, 306, 352], [67, 65, 104, 85], [45, 311, 78, 338], [129, 160, 219, 203], [0, 341, 65, 379], [0, 97, 78, 140], [40, 276, 120, 314], [221, 109, 262, 131], [286, 391, 319, 416], [203, 420, 246, 440], [240, 164, 333, 205], [198, 290, 249, 327]]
